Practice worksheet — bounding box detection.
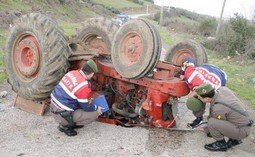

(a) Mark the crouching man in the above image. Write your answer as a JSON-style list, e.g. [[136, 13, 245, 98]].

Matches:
[[192, 83, 253, 151], [180, 57, 227, 128], [50, 59, 103, 136]]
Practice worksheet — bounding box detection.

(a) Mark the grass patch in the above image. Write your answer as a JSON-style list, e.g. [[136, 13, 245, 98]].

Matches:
[[59, 22, 80, 37], [0, 28, 8, 82], [0, 0, 31, 10], [150, 19, 205, 48], [207, 52, 255, 107], [0, 73, 7, 81], [93, 0, 142, 8], [57, 6, 93, 36], [157, 26, 175, 46], [0, 28, 8, 68], [149, 20, 183, 46]]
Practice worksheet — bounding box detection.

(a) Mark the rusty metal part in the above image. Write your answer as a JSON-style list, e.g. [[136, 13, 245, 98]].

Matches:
[[164, 39, 208, 66], [115, 119, 152, 128], [95, 61, 189, 97], [68, 43, 99, 61], [134, 104, 147, 117], [92, 60, 187, 128], [112, 19, 161, 79], [74, 17, 118, 56], [14, 35, 40, 80], [112, 102, 138, 118], [170, 48, 194, 66]]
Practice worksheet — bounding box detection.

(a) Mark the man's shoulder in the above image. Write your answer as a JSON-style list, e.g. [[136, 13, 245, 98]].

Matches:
[[68, 70, 80, 74], [66, 70, 84, 78]]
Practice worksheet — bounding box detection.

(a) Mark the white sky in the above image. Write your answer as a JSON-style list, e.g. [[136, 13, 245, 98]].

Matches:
[[154, 0, 255, 20]]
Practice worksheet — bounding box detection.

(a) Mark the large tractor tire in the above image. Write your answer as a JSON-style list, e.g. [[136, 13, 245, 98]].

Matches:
[[75, 17, 118, 57], [112, 19, 161, 79], [4, 13, 70, 101], [138, 19, 162, 78], [164, 39, 208, 66]]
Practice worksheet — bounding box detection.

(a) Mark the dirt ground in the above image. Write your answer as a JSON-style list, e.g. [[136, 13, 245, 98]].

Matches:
[[0, 80, 255, 157]]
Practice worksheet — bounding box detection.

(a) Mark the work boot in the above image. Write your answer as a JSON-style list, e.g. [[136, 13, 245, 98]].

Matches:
[[58, 125, 77, 136], [71, 125, 84, 129], [227, 138, 242, 148], [187, 117, 203, 128], [204, 140, 228, 151]]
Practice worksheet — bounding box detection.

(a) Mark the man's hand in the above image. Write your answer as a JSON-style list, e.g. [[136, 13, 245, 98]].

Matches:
[[194, 127, 205, 132], [97, 106, 104, 116], [180, 75, 185, 80], [88, 97, 93, 104], [187, 90, 197, 98]]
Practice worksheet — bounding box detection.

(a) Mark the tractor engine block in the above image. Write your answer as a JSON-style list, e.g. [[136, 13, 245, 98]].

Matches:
[[90, 59, 188, 128]]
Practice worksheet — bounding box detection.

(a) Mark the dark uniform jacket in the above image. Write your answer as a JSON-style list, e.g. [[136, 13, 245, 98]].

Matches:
[[209, 87, 251, 127]]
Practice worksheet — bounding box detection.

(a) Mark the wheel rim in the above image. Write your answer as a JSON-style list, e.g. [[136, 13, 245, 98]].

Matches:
[[170, 49, 194, 66], [4, 13, 70, 101], [120, 32, 143, 66], [75, 18, 118, 56], [82, 34, 109, 55], [13, 35, 40, 81], [165, 40, 208, 66], [112, 19, 158, 79]]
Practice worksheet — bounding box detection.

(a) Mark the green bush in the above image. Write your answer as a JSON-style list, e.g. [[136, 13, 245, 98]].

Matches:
[[153, 9, 178, 26], [127, 0, 144, 5], [133, 0, 144, 5], [106, 6, 121, 14], [214, 14, 255, 58], [153, 11, 160, 21], [59, 0, 65, 4], [216, 23, 239, 56], [199, 19, 217, 36], [82, 0, 93, 2], [245, 39, 255, 59]]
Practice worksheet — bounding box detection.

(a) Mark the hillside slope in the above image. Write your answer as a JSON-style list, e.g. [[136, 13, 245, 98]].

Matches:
[[0, 0, 254, 107], [0, 0, 156, 28]]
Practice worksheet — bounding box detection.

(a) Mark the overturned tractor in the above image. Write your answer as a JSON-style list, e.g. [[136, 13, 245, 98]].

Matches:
[[4, 13, 207, 128]]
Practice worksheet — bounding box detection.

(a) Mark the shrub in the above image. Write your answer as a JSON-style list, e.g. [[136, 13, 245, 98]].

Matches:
[[128, 0, 144, 5], [59, 0, 65, 4], [216, 22, 239, 56], [215, 14, 255, 58], [199, 19, 217, 37], [144, 0, 153, 2], [245, 39, 255, 59]]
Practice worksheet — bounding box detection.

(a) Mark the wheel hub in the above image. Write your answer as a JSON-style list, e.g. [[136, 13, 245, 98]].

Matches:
[[121, 33, 143, 65], [86, 36, 108, 55], [172, 49, 194, 66], [14, 35, 40, 78]]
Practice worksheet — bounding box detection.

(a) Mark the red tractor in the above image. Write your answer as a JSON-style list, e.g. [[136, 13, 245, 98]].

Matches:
[[4, 13, 207, 128]]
